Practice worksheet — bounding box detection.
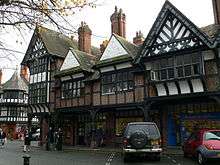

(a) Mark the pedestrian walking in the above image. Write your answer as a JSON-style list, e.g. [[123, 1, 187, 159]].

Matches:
[[56, 128, 63, 151], [0, 128, 6, 148], [23, 130, 31, 152], [95, 127, 104, 147], [46, 127, 55, 151]]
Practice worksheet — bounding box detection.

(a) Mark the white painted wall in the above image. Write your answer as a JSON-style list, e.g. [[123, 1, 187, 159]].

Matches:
[[100, 35, 128, 61], [60, 50, 80, 71], [156, 83, 167, 96], [167, 82, 178, 95], [191, 79, 204, 93], [179, 80, 190, 94]]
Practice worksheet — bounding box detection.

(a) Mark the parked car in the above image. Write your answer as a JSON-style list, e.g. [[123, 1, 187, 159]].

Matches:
[[32, 128, 40, 141], [183, 129, 220, 165], [122, 122, 162, 162]]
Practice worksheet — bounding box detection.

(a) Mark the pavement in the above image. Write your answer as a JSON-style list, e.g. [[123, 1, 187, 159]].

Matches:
[[31, 141, 183, 155]]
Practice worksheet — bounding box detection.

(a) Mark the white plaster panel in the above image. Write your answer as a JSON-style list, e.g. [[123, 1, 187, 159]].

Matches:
[[203, 50, 215, 61], [61, 76, 71, 82], [179, 80, 190, 94], [60, 50, 80, 71], [191, 79, 204, 93], [100, 66, 115, 73], [30, 75, 34, 84], [144, 62, 152, 70], [34, 74, 37, 83], [37, 73, 42, 82], [167, 82, 178, 95], [42, 72, 46, 82], [72, 73, 84, 79], [156, 84, 167, 96], [116, 62, 132, 70], [100, 35, 128, 61]]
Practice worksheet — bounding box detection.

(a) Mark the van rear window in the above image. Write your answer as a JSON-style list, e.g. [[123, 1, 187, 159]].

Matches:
[[126, 124, 160, 139]]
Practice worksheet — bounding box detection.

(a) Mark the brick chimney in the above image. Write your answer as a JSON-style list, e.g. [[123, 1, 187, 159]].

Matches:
[[20, 65, 29, 82], [78, 21, 92, 54], [133, 31, 144, 45], [110, 6, 126, 38], [0, 69, 2, 85], [213, 0, 220, 24]]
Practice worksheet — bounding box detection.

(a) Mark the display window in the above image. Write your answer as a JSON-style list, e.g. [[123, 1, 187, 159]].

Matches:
[[115, 117, 143, 136]]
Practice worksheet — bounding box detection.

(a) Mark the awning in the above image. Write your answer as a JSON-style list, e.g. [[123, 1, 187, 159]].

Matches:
[[28, 104, 50, 114]]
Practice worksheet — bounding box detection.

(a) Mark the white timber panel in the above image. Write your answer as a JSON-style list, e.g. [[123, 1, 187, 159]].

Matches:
[[191, 79, 204, 93], [167, 82, 178, 95], [116, 62, 132, 70], [100, 35, 128, 61], [179, 80, 190, 94], [100, 66, 115, 73], [156, 84, 167, 96]]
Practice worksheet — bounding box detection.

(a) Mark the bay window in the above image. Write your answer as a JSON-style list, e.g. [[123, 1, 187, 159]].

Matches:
[[151, 52, 202, 81]]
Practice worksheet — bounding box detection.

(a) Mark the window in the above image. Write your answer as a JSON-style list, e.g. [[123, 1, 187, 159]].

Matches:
[[61, 80, 85, 99], [29, 82, 47, 104], [101, 70, 134, 95], [151, 53, 201, 81]]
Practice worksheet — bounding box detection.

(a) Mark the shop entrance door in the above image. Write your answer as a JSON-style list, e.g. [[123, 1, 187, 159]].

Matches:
[[168, 113, 177, 146], [77, 122, 85, 145]]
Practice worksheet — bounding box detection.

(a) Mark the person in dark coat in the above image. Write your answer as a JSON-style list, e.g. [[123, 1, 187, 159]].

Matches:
[[0, 128, 6, 147], [46, 127, 54, 151], [56, 128, 63, 151], [23, 130, 31, 152]]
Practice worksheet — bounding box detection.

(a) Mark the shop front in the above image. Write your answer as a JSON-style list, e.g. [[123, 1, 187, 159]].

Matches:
[[166, 101, 220, 146]]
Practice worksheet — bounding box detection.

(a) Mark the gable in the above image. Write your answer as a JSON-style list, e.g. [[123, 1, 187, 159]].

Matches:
[[60, 50, 80, 71], [149, 13, 204, 56], [100, 35, 128, 61], [136, 1, 213, 63]]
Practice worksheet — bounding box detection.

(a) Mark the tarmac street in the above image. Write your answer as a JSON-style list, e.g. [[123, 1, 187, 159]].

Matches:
[[0, 141, 219, 165]]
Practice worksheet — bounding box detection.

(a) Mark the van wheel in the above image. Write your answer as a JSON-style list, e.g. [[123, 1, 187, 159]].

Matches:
[[197, 152, 206, 165]]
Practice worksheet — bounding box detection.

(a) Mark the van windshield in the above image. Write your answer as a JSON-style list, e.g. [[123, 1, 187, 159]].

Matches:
[[126, 124, 160, 139]]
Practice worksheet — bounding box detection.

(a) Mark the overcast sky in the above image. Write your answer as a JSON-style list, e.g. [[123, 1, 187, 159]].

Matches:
[[0, 0, 214, 83]]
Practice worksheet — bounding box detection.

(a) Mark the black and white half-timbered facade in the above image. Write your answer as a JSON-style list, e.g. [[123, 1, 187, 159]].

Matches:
[[21, 1, 220, 147], [0, 70, 29, 139], [21, 26, 81, 144], [135, 1, 220, 146]]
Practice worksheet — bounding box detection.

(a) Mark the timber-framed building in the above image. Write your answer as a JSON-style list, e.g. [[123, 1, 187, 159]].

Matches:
[[21, 0, 220, 147]]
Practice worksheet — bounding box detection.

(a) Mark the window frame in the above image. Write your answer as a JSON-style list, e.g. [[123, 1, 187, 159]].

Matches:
[[101, 69, 134, 95], [61, 79, 85, 99], [151, 52, 202, 81]]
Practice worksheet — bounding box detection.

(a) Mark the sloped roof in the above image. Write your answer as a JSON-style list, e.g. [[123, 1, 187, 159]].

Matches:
[[22, 26, 101, 64], [3, 70, 28, 92], [38, 26, 78, 58], [56, 47, 97, 77], [114, 34, 140, 58], [71, 48, 96, 72], [200, 24, 220, 40]]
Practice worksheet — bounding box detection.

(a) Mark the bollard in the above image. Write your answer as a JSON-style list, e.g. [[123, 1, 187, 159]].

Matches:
[[23, 154, 30, 165]]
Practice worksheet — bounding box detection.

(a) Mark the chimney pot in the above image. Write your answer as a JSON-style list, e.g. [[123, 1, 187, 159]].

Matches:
[[110, 6, 126, 38], [133, 31, 144, 46]]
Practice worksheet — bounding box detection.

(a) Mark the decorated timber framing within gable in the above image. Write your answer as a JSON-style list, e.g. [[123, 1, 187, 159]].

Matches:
[[135, 1, 219, 98]]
